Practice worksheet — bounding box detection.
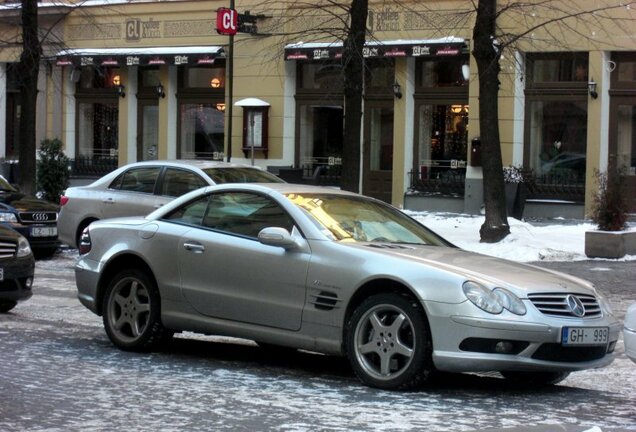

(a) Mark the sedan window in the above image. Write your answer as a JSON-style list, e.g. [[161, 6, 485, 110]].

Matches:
[[109, 167, 161, 194], [160, 168, 207, 197], [203, 192, 293, 238]]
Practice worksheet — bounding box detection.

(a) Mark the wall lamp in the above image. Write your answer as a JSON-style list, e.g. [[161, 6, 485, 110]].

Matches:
[[116, 84, 126, 98], [156, 83, 166, 98], [393, 81, 402, 99], [588, 79, 598, 99]]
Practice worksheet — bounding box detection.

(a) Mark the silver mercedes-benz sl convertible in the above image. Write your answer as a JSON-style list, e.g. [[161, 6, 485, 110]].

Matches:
[[75, 183, 620, 390]]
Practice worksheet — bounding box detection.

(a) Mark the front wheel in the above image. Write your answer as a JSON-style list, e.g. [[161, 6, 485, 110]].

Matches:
[[102, 269, 172, 351], [345, 293, 434, 390], [501, 371, 570, 386]]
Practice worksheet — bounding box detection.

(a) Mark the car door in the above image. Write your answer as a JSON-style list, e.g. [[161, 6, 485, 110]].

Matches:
[[101, 166, 166, 218], [171, 191, 310, 331]]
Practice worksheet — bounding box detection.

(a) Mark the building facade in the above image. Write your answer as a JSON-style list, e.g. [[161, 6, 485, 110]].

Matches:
[[1, 0, 635, 216]]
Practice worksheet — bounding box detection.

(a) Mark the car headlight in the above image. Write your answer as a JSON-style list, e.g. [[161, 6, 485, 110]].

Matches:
[[462, 281, 503, 314], [462, 281, 527, 315], [0, 212, 18, 223], [17, 235, 32, 258], [493, 287, 527, 315], [596, 292, 614, 317]]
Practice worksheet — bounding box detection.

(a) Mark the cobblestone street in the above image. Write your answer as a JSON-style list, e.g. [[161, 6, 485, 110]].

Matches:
[[0, 251, 634, 431]]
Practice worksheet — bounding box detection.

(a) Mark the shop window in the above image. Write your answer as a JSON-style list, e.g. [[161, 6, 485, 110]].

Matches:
[[179, 103, 225, 159], [139, 67, 161, 89], [527, 53, 588, 85], [416, 104, 468, 181], [297, 104, 343, 176], [365, 59, 394, 92], [297, 61, 344, 92], [416, 56, 469, 88], [78, 66, 121, 90], [527, 100, 587, 183], [77, 101, 119, 158], [183, 65, 226, 89]]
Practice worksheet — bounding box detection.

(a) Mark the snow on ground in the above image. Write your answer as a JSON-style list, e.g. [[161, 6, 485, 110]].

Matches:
[[405, 211, 636, 263]]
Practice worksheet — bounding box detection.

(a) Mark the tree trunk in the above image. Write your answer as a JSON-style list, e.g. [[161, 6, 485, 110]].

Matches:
[[472, 0, 510, 243], [17, 0, 40, 195], [340, 0, 368, 193]]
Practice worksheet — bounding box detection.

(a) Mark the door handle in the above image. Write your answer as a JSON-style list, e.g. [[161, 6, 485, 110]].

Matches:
[[102, 198, 115, 204], [183, 242, 205, 253]]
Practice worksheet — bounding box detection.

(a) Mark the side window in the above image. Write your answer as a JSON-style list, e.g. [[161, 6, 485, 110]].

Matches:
[[160, 168, 207, 197], [202, 192, 294, 238], [163, 195, 209, 226], [109, 167, 161, 194]]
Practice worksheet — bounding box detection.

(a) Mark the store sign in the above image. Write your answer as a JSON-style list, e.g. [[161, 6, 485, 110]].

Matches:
[[216, 8, 237, 35]]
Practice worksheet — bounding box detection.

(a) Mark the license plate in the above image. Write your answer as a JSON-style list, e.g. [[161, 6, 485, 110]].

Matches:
[[31, 227, 57, 237], [562, 327, 609, 346]]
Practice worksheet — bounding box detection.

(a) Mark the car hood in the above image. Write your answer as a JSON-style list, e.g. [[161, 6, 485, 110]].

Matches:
[[0, 191, 59, 212], [348, 243, 596, 297]]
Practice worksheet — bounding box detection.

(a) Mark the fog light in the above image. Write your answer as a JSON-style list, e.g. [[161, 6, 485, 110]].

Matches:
[[495, 341, 514, 354], [26, 277, 33, 289]]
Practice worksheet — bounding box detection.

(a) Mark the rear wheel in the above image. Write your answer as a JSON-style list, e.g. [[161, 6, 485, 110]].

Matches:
[[501, 371, 570, 386], [102, 269, 172, 351], [345, 293, 434, 390], [0, 301, 17, 313]]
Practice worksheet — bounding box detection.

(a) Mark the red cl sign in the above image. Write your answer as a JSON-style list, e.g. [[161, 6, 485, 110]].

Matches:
[[216, 8, 237, 35]]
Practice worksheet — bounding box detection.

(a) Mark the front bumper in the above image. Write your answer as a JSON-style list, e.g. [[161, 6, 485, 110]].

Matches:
[[425, 299, 621, 373], [0, 255, 35, 303], [12, 224, 60, 250], [75, 256, 102, 314]]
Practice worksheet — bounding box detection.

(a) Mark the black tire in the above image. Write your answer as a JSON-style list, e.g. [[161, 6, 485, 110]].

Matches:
[[501, 371, 570, 386], [34, 247, 58, 259], [102, 269, 172, 351], [345, 292, 434, 390], [0, 301, 18, 313]]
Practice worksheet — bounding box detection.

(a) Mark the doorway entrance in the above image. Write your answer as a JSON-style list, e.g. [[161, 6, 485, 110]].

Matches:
[[362, 101, 394, 203]]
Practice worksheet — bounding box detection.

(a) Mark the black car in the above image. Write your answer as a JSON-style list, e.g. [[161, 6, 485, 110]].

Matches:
[[0, 225, 35, 313], [0, 176, 59, 257]]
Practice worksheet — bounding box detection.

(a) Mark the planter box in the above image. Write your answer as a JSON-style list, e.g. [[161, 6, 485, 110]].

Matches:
[[585, 229, 636, 259]]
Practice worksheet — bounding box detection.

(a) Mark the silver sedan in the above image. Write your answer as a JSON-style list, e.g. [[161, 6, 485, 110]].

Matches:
[[75, 183, 620, 390], [58, 160, 283, 248]]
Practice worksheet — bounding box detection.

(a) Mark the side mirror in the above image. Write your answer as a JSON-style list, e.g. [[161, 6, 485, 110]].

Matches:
[[258, 227, 298, 249]]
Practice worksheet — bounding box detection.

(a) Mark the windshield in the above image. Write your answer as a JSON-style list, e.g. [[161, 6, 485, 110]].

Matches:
[[203, 167, 285, 184], [285, 193, 453, 246], [0, 175, 17, 192]]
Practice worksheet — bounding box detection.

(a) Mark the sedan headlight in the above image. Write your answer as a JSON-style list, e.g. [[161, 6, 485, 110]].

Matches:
[[463, 281, 526, 315], [493, 288, 527, 315], [463, 281, 503, 314], [596, 292, 614, 317], [17, 235, 32, 258], [0, 212, 18, 223]]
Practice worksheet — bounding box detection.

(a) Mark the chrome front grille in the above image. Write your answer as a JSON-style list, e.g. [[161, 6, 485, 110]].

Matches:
[[18, 211, 58, 224], [0, 240, 17, 259], [528, 293, 601, 318]]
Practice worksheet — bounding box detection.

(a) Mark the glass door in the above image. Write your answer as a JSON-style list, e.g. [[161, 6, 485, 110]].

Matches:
[[138, 102, 159, 161], [362, 101, 394, 203], [610, 98, 636, 212]]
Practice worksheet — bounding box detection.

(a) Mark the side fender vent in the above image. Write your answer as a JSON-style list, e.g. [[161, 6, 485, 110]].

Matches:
[[310, 291, 340, 311]]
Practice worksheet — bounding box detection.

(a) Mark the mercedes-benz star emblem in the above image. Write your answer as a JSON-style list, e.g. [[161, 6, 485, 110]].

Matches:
[[566, 294, 585, 317]]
